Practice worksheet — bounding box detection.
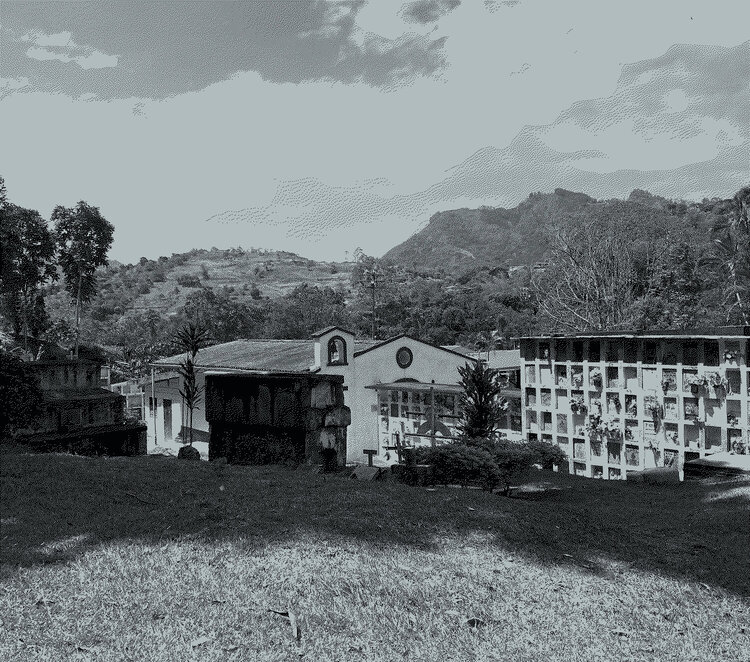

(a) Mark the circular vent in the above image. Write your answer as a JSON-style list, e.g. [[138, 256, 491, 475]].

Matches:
[[396, 346, 413, 369]]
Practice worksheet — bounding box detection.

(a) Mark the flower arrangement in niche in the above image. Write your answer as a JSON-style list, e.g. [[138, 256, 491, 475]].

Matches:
[[607, 394, 621, 414], [684, 402, 699, 419], [586, 413, 621, 439], [723, 349, 736, 362], [706, 371, 729, 392], [589, 368, 602, 389], [570, 395, 587, 416], [661, 376, 676, 392], [644, 396, 662, 419]]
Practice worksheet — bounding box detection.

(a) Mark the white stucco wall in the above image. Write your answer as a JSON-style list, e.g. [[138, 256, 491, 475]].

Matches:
[[316, 330, 473, 464], [142, 331, 493, 465], [143, 372, 209, 458]]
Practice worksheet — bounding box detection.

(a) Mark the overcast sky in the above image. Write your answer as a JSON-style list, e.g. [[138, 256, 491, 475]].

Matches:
[[1, 1, 748, 263]]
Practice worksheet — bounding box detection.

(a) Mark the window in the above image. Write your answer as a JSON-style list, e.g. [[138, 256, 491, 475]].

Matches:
[[396, 347, 413, 369], [163, 399, 173, 441], [327, 336, 347, 365]]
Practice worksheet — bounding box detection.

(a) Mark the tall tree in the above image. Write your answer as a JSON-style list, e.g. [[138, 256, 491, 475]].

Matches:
[[530, 201, 682, 332], [457, 360, 506, 441], [0, 177, 57, 343], [52, 201, 114, 356], [703, 186, 750, 324]]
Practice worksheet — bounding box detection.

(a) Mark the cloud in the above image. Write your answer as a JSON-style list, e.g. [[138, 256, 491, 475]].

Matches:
[[197, 41, 749, 259], [401, 0, 461, 24], [2, 1, 450, 99], [484, 0, 521, 12], [22, 30, 118, 70]]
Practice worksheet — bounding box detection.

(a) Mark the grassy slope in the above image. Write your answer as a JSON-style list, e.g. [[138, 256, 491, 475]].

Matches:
[[44, 249, 355, 326], [1, 452, 749, 661]]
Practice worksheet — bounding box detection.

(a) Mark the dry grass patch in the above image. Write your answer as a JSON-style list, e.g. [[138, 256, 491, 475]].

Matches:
[[1, 452, 748, 661]]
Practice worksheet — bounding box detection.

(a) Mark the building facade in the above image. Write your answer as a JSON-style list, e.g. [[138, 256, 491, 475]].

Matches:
[[519, 328, 749, 479], [145, 327, 522, 464], [15, 347, 146, 455]]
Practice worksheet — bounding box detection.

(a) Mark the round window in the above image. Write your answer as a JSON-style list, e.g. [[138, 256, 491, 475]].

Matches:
[[396, 346, 413, 369]]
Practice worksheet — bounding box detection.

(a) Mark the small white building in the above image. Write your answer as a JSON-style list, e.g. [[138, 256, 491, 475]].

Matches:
[[144, 326, 521, 464]]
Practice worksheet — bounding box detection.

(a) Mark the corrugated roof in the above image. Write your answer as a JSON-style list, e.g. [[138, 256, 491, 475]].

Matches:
[[153, 338, 378, 373], [517, 326, 750, 340], [483, 349, 521, 371]]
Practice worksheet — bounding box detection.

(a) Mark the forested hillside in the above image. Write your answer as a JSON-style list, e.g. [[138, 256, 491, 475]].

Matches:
[[2, 175, 748, 378], [382, 189, 596, 273], [41, 247, 354, 347]]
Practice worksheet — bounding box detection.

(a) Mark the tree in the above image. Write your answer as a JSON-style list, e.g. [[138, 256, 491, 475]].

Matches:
[[703, 186, 750, 324], [0, 347, 44, 439], [0, 178, 57, 343], [530, 201, 682, 332], [457, 360, 506, 440], [52, 201, 114, 356], [172, 322, 211, 446]]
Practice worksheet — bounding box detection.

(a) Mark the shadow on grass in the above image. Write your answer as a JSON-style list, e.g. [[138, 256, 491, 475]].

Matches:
[[1, 451, 748, 597]]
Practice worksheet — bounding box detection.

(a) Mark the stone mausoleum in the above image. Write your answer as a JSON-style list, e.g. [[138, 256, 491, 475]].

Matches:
[[204, 372, 350, 467]]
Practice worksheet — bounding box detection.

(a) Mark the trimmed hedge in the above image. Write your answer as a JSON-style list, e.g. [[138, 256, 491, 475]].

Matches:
[[416, 444, 500, 491], [415, 438, 568, 495]]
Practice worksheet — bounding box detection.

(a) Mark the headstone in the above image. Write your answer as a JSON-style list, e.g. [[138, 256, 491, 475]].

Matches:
[[351, 465, 383, 481], [178, 445, 201, 461]]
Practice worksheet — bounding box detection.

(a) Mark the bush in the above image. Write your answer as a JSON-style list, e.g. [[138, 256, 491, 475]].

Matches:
[[491, 441, 536, 495], [417, 444, 501, 492], [525, 439, 568, 470], [416, 437, 568, 496], [0, 349, 43, 439], [176, 274, 201, 288]]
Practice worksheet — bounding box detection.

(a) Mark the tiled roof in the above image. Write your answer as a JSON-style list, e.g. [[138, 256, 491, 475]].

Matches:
[[153, 338, 378, 373]]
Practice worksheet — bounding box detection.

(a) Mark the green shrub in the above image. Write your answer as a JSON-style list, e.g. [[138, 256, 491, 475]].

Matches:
[[0, 349, 43, 439], [418, 444, 501, 492], [491, 441, 536, 495], [525, 439, 568, 470]]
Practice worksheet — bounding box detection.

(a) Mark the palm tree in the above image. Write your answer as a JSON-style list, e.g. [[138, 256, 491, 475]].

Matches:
[[172, 322, 211, 445], [705, 186, 750, 325]]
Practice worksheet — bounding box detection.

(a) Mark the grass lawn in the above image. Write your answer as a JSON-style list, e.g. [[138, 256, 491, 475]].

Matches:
[[1, 450, 749, 661]]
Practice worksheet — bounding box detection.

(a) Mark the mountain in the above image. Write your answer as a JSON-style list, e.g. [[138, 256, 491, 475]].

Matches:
[[381, 188, 597, 273]]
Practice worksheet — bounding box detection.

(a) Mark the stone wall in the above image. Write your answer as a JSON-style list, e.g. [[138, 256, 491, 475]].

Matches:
[[18, 422, 147, 456], [205, 373, 349, 467]]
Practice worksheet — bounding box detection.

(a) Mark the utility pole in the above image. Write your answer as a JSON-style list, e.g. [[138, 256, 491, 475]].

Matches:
[[363, 265, 383, 340], [370, 275, 377, 340]]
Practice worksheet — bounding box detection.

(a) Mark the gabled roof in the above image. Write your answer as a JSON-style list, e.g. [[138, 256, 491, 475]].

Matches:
[[153, 339, 316, 373], [352, 334, 476, 361], [153, 337, 378, 373], [310, 325, 355, 338]]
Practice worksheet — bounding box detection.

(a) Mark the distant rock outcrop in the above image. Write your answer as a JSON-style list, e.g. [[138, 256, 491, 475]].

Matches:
[[381, 189, 596, 273]]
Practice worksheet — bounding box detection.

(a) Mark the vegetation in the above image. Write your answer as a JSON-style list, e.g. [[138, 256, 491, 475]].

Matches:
[[51, 201, 114, 357], [0, 177, 57, 342], [0, 348, 43, 438], [457, 361, 507, 440], [173, 322, 211, 445], [1, 451, 748, 661], [2, 183, 748, 367]]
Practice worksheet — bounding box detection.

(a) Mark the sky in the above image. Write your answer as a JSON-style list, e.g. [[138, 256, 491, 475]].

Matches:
[[1, 0, 749, 264]]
